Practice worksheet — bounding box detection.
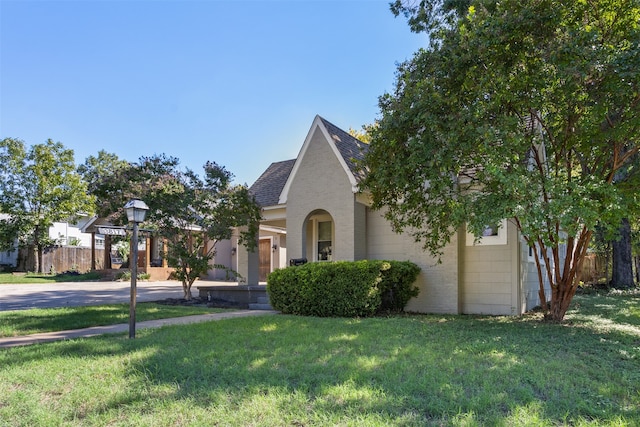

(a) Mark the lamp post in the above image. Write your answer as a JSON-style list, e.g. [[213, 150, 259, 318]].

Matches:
[[124, 199, 149, 339]]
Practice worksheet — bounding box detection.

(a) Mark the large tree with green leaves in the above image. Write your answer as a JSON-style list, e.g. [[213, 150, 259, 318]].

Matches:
[[90, 154, 261, 299], [149, 158, 261, 300], [0, 138, 94, 272], [362, 0, 640, 321], [77, 150, 130, 205]]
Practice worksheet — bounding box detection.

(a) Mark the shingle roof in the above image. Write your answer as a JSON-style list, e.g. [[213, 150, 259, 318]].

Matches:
[[319, 117, 368, 182], [249, 117, 369, 208], [249, 159, 296, 207]]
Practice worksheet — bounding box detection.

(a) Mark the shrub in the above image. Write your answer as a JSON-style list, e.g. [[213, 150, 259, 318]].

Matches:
[[377, 260, 421, 313], [267, 260, 420, 317], [115, 271, 150, 281]]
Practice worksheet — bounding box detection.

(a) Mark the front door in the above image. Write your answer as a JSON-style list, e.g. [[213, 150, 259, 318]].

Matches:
[[259, 239, 271, 282]]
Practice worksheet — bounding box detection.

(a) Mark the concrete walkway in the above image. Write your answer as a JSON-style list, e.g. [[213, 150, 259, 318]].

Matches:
[[0, 309, 278, 348]]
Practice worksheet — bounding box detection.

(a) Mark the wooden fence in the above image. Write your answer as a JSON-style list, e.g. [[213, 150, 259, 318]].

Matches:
[[41, 246, 105, 273], [579, 253, 608, 284]]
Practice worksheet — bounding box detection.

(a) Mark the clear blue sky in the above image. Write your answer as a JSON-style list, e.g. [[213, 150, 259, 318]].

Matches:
[[1, 0, 426, 186]]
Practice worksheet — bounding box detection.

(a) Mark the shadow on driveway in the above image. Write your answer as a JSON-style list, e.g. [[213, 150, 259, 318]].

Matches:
[[0, 281, 185, 311]]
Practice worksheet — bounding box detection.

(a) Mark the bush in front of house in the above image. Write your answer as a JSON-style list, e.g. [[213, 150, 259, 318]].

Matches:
[[267, 260, 420, 317], [377, 260, 421, 313]]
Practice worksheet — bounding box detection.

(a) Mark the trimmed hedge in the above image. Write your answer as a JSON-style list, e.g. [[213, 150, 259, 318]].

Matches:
[[267, 260, 420, 317]]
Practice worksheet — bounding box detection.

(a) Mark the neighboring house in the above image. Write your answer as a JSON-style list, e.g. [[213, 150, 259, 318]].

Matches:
[[221, 115, 554, 315], [0, 214, 102, 268], [50, 216, 103, 248]]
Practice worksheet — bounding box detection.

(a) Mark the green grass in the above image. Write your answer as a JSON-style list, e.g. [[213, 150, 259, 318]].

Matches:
[[0, 303, 231, 337], [0, 272, 103, 284], [1, 292, 639, 426]]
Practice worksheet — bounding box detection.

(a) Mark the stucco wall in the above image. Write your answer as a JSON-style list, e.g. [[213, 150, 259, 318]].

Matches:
[[207, 238, 236, 280], [366, 209, 460, 314]]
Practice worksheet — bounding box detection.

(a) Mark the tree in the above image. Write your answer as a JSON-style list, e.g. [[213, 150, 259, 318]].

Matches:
[[348, 123, 377, 143], [78, 150, 130, 205], [611, 218, 634, 288], [633, 218, 640, 284], [78, 150, 132, 267], [89, 154, 262, 299], [610, 153, 639, 289], [150, 159, 261, 299], [362, 0, 640, 321], [85, 153, 176, 225], [0, 138, 94, 272]]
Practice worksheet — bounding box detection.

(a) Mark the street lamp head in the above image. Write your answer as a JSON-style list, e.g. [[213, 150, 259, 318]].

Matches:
[[124, 199, 149, 224]]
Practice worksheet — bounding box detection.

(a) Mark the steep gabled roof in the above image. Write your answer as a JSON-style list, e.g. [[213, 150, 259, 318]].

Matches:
[[248, 116, 368, 208], [318, 117, 368, 182], [249, 159, 296, 207], [277, 115, 368, 204]]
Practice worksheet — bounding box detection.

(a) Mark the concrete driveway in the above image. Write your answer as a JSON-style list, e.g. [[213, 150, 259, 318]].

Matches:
[[0, 280, 186, 311]]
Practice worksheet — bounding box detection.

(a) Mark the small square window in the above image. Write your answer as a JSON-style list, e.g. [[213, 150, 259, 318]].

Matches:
[[482, 224, 499, 237], [466, 219, 507, 246]]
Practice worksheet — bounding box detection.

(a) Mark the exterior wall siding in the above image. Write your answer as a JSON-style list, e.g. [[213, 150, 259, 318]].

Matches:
[[366, 209, 460, 314], [461, 221, 520, 315], [353, 202, 367, 260], [286, 127, 358, 261], [520, 237, 558, 312], [250, 117, 548, 316]]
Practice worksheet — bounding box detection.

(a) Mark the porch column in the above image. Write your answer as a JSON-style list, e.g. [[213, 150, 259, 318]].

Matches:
[[90, 232, 96, 270], [105, 235, 112, 269], [145, 236, 150, 270], [162, 239, 168, 267], [236, 227, 259, 285]]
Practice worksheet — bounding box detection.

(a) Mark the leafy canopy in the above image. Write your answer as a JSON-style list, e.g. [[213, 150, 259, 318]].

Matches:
[[0, 138, 94, 271], [362, 0, 640, 320], [87, 154, 262, 299]]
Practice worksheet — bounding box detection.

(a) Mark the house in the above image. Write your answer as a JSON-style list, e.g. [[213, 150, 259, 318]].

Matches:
[[81, 216, 175, 280], [212, 115, 553, 315], [50, 216, 101, 248], [0, 214, 102, 270]]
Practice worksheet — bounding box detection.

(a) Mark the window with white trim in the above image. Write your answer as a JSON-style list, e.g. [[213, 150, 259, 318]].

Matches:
[[317, 221, 332, 261], [466, 219, 508, 246]]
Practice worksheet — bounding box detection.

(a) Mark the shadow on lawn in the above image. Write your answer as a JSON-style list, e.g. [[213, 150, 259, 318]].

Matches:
[[142, 315, 640, 424], [1, 306, 127, 336], [3, 309, 640, 425]]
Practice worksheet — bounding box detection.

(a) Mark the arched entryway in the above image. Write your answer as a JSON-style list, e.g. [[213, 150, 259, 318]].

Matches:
[[303, 210, 335, 262]]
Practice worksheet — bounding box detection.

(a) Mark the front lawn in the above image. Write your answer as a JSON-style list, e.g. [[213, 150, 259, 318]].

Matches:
[[0, 303, 231, 337], [1, 291, 638, 426], [0, 272, 103, 284]]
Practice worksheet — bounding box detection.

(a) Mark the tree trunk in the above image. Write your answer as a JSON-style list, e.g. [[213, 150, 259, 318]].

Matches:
[[611, 218, 634, 289], [545, 229, 592, 322], [182, 280, 193, 300], [634, 255, 640, 285], [37, 244, 44, 274]]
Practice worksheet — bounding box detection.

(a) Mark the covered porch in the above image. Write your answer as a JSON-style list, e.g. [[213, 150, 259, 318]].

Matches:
[[82, 217, 175, 281]]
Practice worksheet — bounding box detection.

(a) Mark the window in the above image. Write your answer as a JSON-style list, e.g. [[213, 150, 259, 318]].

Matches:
[[482, 223, 500, 237], [317, 221, 332, 261], [527, 243, 546, 265], [466, 219, 508, 246]]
